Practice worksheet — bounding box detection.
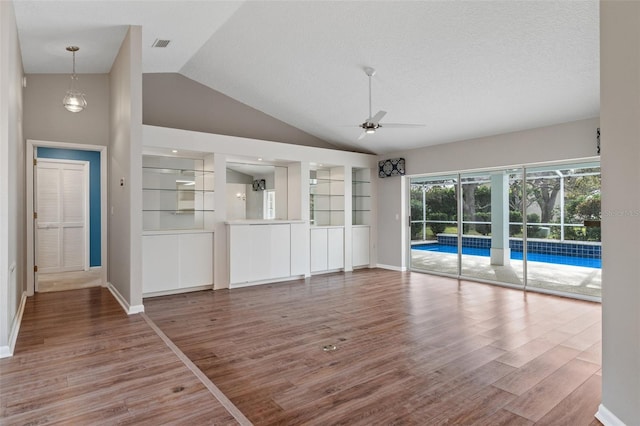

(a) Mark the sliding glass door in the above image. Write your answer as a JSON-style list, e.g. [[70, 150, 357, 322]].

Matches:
[[409, 161, 601, 300], [460, 170, 525, 288], [410, 176, 458, 276], [524, 163, 601, 298]]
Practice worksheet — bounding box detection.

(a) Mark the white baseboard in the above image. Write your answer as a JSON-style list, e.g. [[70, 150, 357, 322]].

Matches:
[[376, 263, 407, 272], [107, 282, 145, 315], [143, 285, 213, 299], [0, 291, 27, 358], [229, 275, 304, 289], [595, 404, 627, 426]]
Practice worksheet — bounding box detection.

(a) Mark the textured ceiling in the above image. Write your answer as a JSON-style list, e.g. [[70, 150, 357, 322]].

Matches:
[[13, 0, 600, 154]]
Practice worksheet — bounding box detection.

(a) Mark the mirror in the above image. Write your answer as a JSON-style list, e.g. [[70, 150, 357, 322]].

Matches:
[[226, 162, 288, 220], [142, 154, 214, 231]]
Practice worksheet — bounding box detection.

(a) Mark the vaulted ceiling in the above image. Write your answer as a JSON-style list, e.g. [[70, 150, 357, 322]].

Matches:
[[13, 0, 599, 154]]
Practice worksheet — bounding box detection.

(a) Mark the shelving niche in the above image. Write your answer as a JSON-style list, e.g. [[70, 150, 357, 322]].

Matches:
[[352, 167, 371, 226], [310, 166, 344, 226], [142, 155, 214, 231]]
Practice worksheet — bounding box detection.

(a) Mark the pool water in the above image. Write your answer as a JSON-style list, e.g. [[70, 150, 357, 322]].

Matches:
[[412, 243, 601, 269]]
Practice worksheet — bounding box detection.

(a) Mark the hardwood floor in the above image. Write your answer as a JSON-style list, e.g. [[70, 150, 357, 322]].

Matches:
[[0, 287, 242, 425], [37, 269, 103, 292], [0, 270, 602, 425], [144, 269, 603, 425]]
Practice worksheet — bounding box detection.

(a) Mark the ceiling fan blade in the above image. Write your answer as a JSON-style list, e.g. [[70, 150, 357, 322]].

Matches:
[[380, 123, 426, 128], [369, 110, 387, 125], [357, 130, 367, 140]]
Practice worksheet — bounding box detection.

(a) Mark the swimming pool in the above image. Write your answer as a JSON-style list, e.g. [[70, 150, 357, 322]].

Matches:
[[412, 243, 601, 269]]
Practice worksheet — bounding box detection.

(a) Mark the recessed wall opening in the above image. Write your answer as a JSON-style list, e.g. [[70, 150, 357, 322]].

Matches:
[[409, 159, 601, 301]]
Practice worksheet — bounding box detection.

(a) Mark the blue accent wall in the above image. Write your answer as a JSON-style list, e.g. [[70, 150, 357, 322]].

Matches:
[[37, 147, 101, 267]]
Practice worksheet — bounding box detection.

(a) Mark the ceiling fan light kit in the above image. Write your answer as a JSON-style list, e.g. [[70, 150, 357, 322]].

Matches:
[[356, 67, 424, 140], [62, 46, 87, 113]]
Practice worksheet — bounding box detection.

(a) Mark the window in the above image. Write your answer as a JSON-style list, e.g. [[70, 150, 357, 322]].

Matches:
[[264, 190, 276, 220]]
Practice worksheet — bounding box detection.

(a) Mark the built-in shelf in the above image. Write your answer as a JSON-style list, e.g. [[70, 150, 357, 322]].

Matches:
[[310, 166, 344, 226], [142, 155, 214, 231], [352, 168, 371, 226]]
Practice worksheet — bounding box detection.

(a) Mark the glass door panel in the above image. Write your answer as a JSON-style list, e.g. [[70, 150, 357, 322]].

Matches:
[[460, 172, 492, 281], [459, 170, 525, 287], [410, 175, 459, 275], [525, 163, 601, 298]]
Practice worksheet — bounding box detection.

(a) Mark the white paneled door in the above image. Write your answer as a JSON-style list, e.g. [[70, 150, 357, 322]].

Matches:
[[35, 159, 89, 274]]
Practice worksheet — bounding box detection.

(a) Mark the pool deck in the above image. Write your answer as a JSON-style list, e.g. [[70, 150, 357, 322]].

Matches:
[[411, 249, 602, 299]]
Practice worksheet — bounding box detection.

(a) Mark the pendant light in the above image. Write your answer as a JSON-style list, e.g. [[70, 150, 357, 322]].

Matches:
[[62, 46, 87, 113]]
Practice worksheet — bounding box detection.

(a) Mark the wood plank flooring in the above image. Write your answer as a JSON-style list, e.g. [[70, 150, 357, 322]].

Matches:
[[37, 269, 103, 292], [143, 269, 603, 425], [0, 287, 240, 425]]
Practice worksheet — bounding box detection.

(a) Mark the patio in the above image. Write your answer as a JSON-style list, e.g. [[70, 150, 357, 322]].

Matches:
[[411, 249, 602, 299]]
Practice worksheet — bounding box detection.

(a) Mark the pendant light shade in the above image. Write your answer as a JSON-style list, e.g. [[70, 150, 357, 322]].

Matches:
[[63, 46, 87, 113]]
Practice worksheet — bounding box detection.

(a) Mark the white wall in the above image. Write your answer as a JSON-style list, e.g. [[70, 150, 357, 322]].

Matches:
[[598, 2, 640, 424], [376, 117, 599, 269], [23, 74, 109, 146], [109, 26, 143, 313], [0, 0, 25, 357]]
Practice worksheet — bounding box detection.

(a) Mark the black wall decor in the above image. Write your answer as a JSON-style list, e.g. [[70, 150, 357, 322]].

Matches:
[[378, 158, 406, 178], [252, 179, 266, 191], [597, 127, 600, 155]]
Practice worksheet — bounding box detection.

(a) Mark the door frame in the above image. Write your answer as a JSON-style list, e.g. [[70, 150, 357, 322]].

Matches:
[[26, 140, 108, 296], [35, 158, 90, 278]]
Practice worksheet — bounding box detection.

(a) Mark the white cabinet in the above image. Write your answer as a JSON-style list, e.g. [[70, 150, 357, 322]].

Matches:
[[179, 233, 214, 287], [328, 228, 344, 270], [310, 227, 344, 273], [143, 234, 179, 293], [228, 222, 303, 287], [352, 226, 370, 267], [270, 224, 292, 279], [290, 222, 308, 276], [228, 225, 253, 284], [310, 228, 328, 272], [143, 231, 213, 296]]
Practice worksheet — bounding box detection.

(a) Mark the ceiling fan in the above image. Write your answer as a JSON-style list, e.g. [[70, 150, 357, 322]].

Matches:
[[357, 67, 425, 140]]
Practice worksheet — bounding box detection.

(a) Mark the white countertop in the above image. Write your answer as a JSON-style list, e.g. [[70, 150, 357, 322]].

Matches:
[[143, 229, 214, 235], [225, 219, 306, 225]]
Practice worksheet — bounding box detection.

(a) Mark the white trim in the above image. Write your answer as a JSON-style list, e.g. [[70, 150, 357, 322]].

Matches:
[[376, 263, 407, 272], [596, 404, 627, 426], [143, 284, 213, 298], [89, 266, 109, 287], [229, 275, 305, 289], [140, 313, 252, 425], [26, 140, 108, 296], [107, 282, 145, 315], [309, 269, 344, 276], [0, 291, 26, 358]]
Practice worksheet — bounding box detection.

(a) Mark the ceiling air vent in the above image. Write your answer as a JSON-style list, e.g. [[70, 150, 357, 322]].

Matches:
[[152, 39, 171, 48]]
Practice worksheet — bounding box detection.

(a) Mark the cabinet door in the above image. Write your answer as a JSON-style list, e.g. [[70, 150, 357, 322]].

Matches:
[[310, 228, 328, 272], [179, 233, 213, 288], [270, 224, 291, 279], [290, 222, 308, 275], [352, 227, 370, 267], [327, 228, 344, 270], [229, 225, 253, 284], [143, 235, 179, 293], [250, 225, 271, 282]]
